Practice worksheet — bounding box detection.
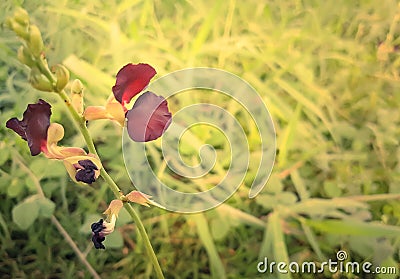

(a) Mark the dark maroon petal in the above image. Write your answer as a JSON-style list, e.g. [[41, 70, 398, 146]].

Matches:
[[6, 99, 51, 156], [91, 219, 104, 233], [75, 169, 96, 184], [112, 63, 156, 105], [91, 219, 106, 249], [6, 118, 28, 140], [126, 91, 172, 142], [78, 160, 98, 170], [92, 233, 106, 249]]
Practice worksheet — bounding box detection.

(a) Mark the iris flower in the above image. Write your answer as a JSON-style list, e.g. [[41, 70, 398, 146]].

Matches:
[[84, 63, 172, 142]]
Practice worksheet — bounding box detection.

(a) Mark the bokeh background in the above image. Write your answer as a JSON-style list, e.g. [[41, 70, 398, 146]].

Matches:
[[1, 0, 400, 278]]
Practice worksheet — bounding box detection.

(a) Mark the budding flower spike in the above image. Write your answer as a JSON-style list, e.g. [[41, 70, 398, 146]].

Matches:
[[6, 11, 166, 276]]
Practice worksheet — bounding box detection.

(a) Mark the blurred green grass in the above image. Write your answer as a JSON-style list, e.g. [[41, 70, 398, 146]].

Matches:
[[1, 0, 400, 278]]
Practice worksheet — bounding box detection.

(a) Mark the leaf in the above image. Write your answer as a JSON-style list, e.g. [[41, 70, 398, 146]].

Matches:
[[12, 198, 39, 230], [37, 198, 55, 218], [191, 213, 226, 279], [104, 230, 124, 248], [305, 219, 400, 237], [270, 212, 292, 279], [323, 181, 342, 198], [210, 217, 230, 240], [7, 180, 24, 198]]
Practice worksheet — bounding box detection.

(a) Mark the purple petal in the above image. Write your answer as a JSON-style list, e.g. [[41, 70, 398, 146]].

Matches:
[[6, 99, 51, 156], [112, 63, 156, 105], [126, 91, 172, 142]]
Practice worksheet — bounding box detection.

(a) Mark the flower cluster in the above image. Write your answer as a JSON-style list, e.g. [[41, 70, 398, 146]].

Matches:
[[6, 62, 172, 185], [6, 99, 101, 184], [84, 63, 172, 142]]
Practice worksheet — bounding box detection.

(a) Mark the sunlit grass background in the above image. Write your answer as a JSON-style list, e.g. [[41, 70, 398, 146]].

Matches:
[[1, 0, 400, 278]]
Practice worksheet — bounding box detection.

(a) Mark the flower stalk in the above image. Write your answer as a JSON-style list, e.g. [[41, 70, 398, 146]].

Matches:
[[57, 88, 165, 279], [6, 8, 165, 278]]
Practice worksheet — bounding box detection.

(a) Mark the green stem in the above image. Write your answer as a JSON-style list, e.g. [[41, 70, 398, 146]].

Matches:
[[57, 89, 165, 279]]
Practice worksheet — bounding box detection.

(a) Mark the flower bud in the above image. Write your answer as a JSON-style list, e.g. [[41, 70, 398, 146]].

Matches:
[[29, 67, 53, 92], [71, 79, 84, 114], [5, 17, 29, 40], [28, 25, 44, 57], [125, 191, 153, 207], [14, 8, 29, 27], [17, 46, 35, 68], [71, 79, 84, 94], [52, 64, 70, 91]]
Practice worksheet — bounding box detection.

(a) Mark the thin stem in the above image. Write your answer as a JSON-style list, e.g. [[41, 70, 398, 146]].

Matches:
[[12, 151, 101, 279], [124, 203, 165, 279], [51, 216, 101, 279], [57, 88, 165, 279]]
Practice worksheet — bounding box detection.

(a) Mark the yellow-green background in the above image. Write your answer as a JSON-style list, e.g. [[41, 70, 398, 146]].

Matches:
[[1, 0, 400, 278]]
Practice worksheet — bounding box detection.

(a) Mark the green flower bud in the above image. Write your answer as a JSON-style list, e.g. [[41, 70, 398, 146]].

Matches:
[[71, 79, 84, 114], [28, 25, 44, 57], [52, 64, 70, 91], [14, 8, 29, 27], [71, 79, 84, 95], [17, 46, 35, 68], [29, 67, 53, 92], [5, 17, 29, 40]]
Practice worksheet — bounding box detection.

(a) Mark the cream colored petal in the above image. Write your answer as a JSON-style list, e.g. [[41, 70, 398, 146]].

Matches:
[[125, 191, 153, 207], [47, 123, 64, 145], [105, 102, 125, 126], [103, 199, 123, 218], [63, 160, 78, 183], [83, 106, 111, 120]]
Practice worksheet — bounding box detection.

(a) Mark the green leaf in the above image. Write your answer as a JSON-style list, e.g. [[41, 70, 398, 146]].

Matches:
[[210, 217, 230, 240], [7, 179, 24, 198], [0, 148, 9, 166], [191, 213, 226, 279], [323, 181, 342, 198], [305, 219, 400, 237], [270, 212, 292, 279], [12, 198, 39, 230], [37, 198, 55, 218], [104, 231, 123, 248]]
